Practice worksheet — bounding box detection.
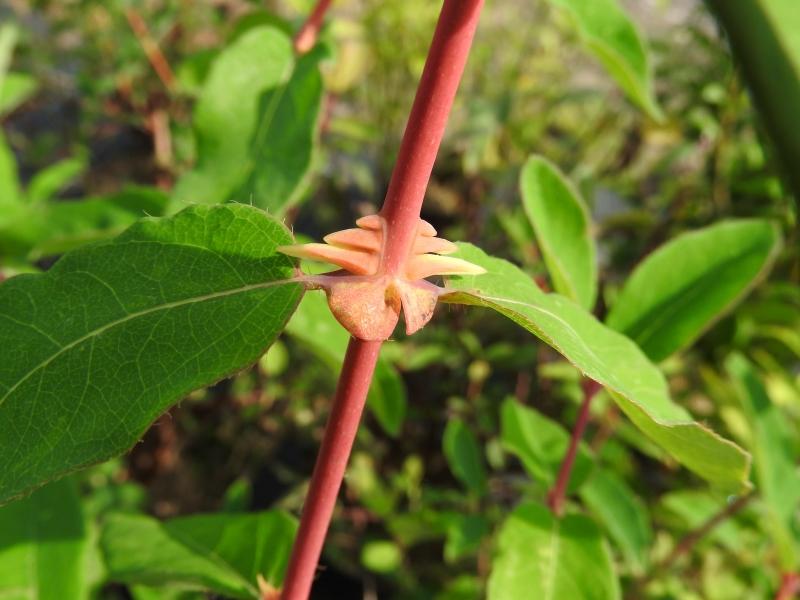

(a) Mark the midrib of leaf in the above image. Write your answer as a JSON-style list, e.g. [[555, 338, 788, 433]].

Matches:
[[0, 277, 298, 409], [619, 242, 777, 351], [542, 518, 560, 600], [246, 59, 295, 171], [166, 526, 257, 598]]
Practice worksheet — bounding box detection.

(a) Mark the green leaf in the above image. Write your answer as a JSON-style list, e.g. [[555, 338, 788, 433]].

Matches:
[[500, 397, 593, 491], [520, 155, 597, 310], [545, 0, 662, 120], [726, 354, 800, 568], [172, 26, 323, 214], [286, 291, 407, 436], [102, 510, 297, 599], [360, 540, 403, 574], [488, 503, 620, 600], [0, 72, 37, 117], [25, 152, 88, 205], [706, 0, 800, 198], [0, 130, 21, 208], [0, 478, 89, 600], [443, 418, 488, 496], [443, 513, 490, 563], [605, 220, 781, 362], [443, 243, 751, 492], [0, 204, 303, 504], [579, 468, 652, 573]]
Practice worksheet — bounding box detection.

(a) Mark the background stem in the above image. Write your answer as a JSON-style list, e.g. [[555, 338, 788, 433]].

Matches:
[[293, 0, 333, 54], [280, 2, 483, 598], [547, 378, 600, 516]]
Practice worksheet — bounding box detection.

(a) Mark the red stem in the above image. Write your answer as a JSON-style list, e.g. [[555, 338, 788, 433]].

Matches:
[[294, 0, 333, 54], [776, 573, 800, 600], [379, 0, 484, 276], [547, 378, 600, 516], [124, 8, 175, 92], [280, 339, 381, 600], [280, 2, 483, 598]]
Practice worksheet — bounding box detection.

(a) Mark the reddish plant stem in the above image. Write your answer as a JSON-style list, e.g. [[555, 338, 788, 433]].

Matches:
[[280, 339, 381, 600], [294, 0, 333, 54], [379, 0, 484, 276], [280, 3, 483, 599], [124, 8, 175, 92], [547, 378, 601, 516], [777, 573, 800, 600]]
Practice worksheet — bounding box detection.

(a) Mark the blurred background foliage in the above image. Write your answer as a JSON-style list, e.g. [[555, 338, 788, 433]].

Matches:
[[0, 0, 798, 598]]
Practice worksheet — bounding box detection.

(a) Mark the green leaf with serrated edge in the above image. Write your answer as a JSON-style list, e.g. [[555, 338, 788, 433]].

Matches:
[[101, 510, 296, 599], [545, 0, 662, 120], [0, 204, 303, 505], [234, 45, 325, 213], [521, 155, 597, 310], [726, 354, 800, 568], [500, 397, 593, 491], [579, 468, 652, 574], [707, 0, 800, 198], [286, 291, 407, 437], [606, 220, 781, 362], [0, 478, 89, 600], [443, 418, 487, 496], [172, 26, 323, 214], [442, 243, 750, 492], [488, 503, 620, 600]]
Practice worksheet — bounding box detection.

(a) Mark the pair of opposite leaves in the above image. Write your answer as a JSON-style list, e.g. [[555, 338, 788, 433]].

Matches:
[[279, 214, 485, 340]]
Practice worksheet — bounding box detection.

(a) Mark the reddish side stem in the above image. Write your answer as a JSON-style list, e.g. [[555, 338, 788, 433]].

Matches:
[[777, 573, 800, 600], [281, 339, 381, 600], [280, 3, 483, 598], [379, 0, 484, 276], [547, 378, 600, 516], [294, 0, 333, 54], [124, 8, 175, 92]]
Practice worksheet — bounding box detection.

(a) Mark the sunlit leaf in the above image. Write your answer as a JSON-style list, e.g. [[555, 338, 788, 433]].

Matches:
[[443, 243, 751, 492], [0, 204, 302, 504], [606, 220, 781, 362], [521, 155, 597, 310]]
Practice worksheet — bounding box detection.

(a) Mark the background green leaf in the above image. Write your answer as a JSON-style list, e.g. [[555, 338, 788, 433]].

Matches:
[[0, 478, 89, 600], [545, 0, 662, 120], [442, 418, 487, 496], [488, 503, 620, 600], [500, 396, 593, 490], [520, 155, 597, 310], [102, 510, 296, 599], [443, 243, 751, 492], [0, 204, 302, 504], [606, 220, 781, 362]]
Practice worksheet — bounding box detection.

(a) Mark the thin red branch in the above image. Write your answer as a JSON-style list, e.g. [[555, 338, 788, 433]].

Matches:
[[294, 0, 333, 54], [124, 8, 176, 92], [547, 378, 600, 516], [280, 339, 381, 600], [777, 573, 800, 600], [280, 3, 483, 598]]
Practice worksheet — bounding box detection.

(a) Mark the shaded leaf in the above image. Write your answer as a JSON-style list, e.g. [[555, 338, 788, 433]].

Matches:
[[0, 130, 21, 208], [102, 510, 296, 599], [488, 503, 620, 600], [443, 244, 750, 492], [0, 204, 303, 504], [606, 220, 781, 362], [443, 418, 487, 496], [707, 0, 800, 198], [500, 397, 593, 491], [545, 0, 662, 119], [521, 155, 596, 310], [0, 478, 89, 599], [26, 152, 88, 205], [579, 468, 652, 573], [726, 354, 800, 567]]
